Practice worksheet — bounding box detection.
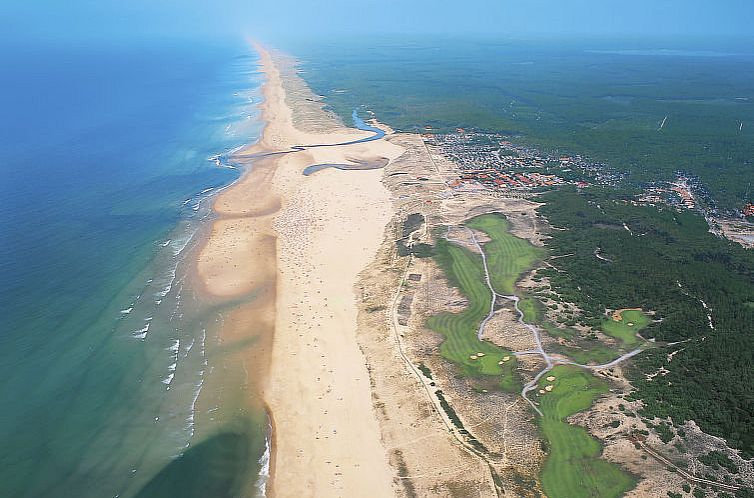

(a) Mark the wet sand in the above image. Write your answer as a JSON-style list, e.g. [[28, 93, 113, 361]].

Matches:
[[195, 44, 404, 496]]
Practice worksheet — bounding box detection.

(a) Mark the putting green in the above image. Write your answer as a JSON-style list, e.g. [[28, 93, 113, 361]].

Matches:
[[601, 309, 650, 347]]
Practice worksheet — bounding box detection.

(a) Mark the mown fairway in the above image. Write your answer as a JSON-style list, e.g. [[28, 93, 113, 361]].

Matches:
[[601, 309, 650, 347], [429, 237, 517, 390], [428, 214, 541, 390], [538, 366, 635, 498], [466, 213, 544, 295]]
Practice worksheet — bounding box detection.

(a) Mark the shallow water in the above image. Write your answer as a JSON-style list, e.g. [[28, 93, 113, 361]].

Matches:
[[302, 110, 388, 175], [0, 40, 268, 497]]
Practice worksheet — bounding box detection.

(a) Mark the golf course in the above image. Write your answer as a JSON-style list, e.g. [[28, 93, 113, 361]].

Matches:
[[428, 213, 542, 390], [429, 235, 518, 389], [538, 366, 636, 498], [466, 214, 544, 295], [430, 212, 636, 495]]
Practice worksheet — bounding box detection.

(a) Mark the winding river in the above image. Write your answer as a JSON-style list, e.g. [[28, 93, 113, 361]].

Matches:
[[226, 108, 388, 175]]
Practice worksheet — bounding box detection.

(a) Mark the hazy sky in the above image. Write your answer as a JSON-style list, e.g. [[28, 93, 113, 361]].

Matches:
[[2, 0, 752, 44]]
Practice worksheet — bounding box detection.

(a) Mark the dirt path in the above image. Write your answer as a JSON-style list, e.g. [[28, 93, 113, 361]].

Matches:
[[391, 219, 503, 494], [631, 437, 740, 492]]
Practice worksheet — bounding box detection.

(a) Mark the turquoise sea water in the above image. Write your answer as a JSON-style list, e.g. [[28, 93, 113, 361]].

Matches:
[[0, 40, 267, 497]]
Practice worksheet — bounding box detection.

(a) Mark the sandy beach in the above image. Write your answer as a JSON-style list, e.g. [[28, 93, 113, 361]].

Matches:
[[196, 44, 404, 496]]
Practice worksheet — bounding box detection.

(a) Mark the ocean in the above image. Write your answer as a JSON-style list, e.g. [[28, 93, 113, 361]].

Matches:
[[0, 39, 267, 497]]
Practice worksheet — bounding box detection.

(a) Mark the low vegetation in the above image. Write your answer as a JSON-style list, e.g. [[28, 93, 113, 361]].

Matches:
[[698, 450, 738, 474], [397, 213, 435, 258], [552, 342, 621, 365]]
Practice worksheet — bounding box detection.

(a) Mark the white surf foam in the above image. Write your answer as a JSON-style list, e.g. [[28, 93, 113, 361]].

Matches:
[[255, 428, 271, 497], [186, 330, 208, 438], [184, 338, 195, 357], [186, 377, 204, 438], [162, 372, 175, 386], [132, 323, 150, 340]]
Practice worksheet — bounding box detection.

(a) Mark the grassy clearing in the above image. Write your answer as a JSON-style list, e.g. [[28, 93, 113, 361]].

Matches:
[[538, 366, 636, 498], [429, 237, 517, 390], [601, 309, 650, 347], [517, 294, 585, 342]]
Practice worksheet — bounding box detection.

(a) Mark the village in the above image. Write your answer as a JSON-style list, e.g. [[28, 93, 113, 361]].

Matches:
[[636, 175, 698, 210], [422, 130, 622, 192], [420, 130, 754, 250]]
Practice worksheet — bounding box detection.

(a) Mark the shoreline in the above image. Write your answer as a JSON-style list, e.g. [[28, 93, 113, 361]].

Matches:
[[194, 43, 404, 496], [188, 41, 754, 498]]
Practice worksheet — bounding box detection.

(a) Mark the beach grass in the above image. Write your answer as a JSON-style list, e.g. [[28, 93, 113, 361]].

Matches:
[[538, 366, 635, 498], [601, 309, 650, 347]]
